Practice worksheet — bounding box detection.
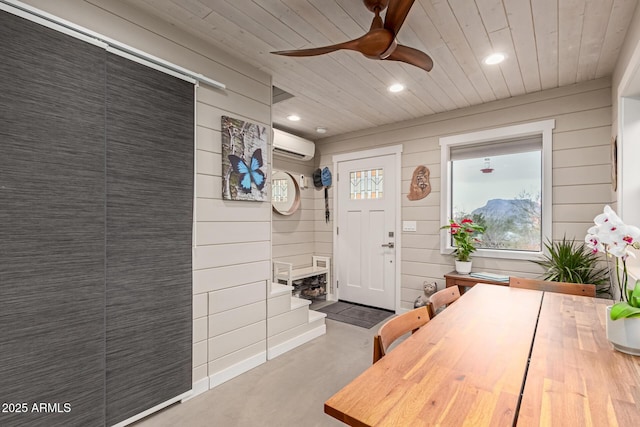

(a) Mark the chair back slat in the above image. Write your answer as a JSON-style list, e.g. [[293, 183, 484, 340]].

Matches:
[[427, 286, 461, 318], [509, 277, 596, 297], [373, 306, 430, 363]]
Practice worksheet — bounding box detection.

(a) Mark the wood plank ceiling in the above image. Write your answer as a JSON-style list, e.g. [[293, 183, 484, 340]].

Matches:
[[121, 0, 637, 140]]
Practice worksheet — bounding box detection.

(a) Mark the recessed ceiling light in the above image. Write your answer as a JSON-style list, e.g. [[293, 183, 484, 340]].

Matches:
[[388, 83, 405, 93], [484, 53, 505, 65], [287, 114, 300, 121], [316, 127, 327, 134]]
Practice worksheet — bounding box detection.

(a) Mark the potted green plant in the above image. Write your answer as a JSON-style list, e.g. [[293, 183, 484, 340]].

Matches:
[[533, 236, 610, 297], [609, 280, 640, 319], [441, 218, 485, 274], [585, 205, 640, 355]]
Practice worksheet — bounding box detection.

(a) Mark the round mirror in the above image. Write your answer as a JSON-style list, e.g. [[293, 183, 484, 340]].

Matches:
[[272, 170, 301, 215]]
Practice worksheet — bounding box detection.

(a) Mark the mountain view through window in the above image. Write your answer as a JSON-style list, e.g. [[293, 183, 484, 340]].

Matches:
[[451, 150, 542, 252]]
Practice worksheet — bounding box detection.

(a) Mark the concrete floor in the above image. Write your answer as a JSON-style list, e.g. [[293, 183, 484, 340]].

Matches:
[[134, 317, 389, 427]]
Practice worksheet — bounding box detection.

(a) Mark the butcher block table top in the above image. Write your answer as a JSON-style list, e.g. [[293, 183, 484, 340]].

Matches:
[[325, 284, 543, 426], [325, 284, 640, 426], [517, 292, 640, 426]]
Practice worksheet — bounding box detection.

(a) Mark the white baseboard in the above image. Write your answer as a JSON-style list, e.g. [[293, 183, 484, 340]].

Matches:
[[110, 390, 191, 427], [209, 351, 266, 389], [267, 324, 326, 360], [182, 377, 209, 402]]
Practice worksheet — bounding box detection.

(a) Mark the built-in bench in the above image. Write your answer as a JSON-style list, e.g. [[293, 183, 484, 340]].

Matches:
[[273, 256, 331, 298]]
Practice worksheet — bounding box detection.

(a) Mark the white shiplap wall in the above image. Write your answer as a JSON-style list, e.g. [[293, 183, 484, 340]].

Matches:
[[195, 84, 271, 389], [272, 157, 316, 269], [21, 0, 273, 395], [316, 77, 614, 310]]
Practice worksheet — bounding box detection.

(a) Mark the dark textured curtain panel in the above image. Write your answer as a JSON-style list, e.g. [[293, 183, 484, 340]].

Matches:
[[0, 11, 106, 427], [105, 53, 194, 426]]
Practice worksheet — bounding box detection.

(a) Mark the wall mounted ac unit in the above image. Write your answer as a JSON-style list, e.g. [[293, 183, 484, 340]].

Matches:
[[273, 128, 315, 161]]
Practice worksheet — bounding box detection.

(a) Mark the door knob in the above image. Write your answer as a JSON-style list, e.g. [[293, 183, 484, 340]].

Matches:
[[381, 242, 395, 248]]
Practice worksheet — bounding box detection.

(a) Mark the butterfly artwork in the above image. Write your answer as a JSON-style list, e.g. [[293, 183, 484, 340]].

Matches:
[[221, 115, 268, 201], [228, 149, 266, 193]]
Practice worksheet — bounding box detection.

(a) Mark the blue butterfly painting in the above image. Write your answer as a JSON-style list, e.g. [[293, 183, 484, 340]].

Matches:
[[228, 148, 265, 193], [221, 115, 267, 201]]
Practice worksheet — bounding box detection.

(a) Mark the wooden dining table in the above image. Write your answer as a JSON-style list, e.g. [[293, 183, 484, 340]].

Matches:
[[517, 292, 640, 426], [324, 284, 640, 426]]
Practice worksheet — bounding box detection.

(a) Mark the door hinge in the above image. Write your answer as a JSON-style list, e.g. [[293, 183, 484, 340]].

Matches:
[[336, 280, 339, 288], [337, 227, 339, 235]]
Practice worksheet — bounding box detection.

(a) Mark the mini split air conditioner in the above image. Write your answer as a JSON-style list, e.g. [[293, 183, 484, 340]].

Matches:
[[273, 128, 315, 161]]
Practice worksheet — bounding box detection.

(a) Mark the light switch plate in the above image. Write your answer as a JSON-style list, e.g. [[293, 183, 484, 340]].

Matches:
[[403, 221, 417, 232]]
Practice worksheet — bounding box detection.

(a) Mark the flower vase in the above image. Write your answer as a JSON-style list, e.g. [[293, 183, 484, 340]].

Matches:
[[455, 260, 472, 275], [606, 306, 640, 356]]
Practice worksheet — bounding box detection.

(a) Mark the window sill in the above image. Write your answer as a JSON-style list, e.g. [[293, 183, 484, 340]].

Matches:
[[441, 247, 543, 261]]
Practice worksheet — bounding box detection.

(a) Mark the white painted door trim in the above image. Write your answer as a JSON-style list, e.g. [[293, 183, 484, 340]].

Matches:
[[332, 145, 403, 313]]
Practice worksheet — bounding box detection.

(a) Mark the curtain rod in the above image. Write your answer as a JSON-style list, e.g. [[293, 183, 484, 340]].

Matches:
[[0, 0, 226, 90]]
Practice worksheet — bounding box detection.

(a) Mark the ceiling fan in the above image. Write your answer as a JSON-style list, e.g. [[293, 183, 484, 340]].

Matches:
[[271, 0, 433, 72]]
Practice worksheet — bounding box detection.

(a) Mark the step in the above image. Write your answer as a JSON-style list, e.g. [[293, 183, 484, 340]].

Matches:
[[309, 309, 327, 323], [268, 293, 293, 317], [268, 304, 310, 337], [291, 296, 311, 309], [267, 312, 326, 360], [270, 282, 294, 298]]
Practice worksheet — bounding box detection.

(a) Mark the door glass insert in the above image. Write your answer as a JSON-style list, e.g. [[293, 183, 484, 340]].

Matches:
[[350, 168, 384, 199]]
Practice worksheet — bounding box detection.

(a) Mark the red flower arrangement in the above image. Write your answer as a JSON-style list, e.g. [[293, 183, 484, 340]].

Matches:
[[441, 218, 485, 262]]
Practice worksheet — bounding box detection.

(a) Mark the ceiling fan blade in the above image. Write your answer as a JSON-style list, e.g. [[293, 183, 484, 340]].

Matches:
[[385, 44, 433, 72], [384, 0, 416, 35], [272, 39, 359, 57]]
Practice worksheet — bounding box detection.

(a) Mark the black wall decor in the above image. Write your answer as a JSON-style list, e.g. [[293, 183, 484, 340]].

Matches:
[[0, 10, 193, 427]]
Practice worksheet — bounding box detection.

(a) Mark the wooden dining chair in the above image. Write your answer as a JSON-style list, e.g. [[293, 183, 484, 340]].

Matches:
[[426, 285, 461, 318], [373, 306, 431, 363], [509, 277, 596, 297]]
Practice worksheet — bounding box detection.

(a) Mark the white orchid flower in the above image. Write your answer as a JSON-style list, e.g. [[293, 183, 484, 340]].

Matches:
[[594, 224, 622, 245], [588, 205, 640, 306], [585, 233, 605, 253], [586, 206, 640, 259], [604, 205, 623, 223], [621, 224, 640, 246], [608, 240, 628, 257], [586, 206, 637, 257], [594, 205, 623, 225]]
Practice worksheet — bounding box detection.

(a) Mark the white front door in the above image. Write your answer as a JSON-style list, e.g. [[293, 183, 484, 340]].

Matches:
[[336, 153, 397, 310]]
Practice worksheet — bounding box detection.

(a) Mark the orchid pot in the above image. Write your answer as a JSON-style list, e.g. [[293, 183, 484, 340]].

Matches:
[[605, 278, 640, 356], [606, 305, 640, 356]]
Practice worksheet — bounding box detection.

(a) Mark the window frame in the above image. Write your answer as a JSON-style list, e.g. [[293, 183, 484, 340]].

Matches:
[[439, 120, 555, 260]]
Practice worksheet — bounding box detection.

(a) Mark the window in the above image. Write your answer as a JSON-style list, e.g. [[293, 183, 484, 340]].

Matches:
[[440, 120, 555, 260], [350, 168, 384, 199]]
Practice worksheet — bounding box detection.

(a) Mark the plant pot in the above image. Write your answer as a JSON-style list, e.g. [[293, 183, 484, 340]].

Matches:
[[606, 306, 640, 356], [455, 260, 472, 275]]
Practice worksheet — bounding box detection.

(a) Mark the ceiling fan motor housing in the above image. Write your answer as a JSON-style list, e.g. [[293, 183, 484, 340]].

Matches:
[[359, 30, 395, 58], [364, 0, 390, 13]]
